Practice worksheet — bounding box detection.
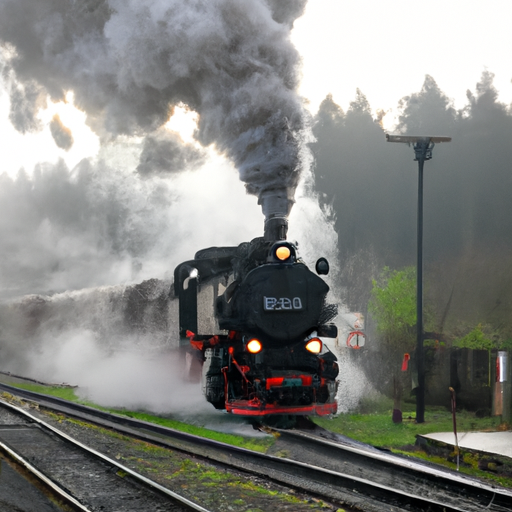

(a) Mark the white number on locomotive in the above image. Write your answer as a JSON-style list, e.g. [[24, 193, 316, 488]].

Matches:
[[264, 296, 303, 311]]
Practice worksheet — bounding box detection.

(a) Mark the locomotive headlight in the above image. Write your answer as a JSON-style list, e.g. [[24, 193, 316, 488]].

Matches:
[[246, 338, 263, 354], [305, 338, 322, 354], [270, 242, 296, 263], [275, 245, 291, 261]]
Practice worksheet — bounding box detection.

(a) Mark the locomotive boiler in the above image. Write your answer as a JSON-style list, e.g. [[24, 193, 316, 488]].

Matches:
[[173, 188, 339, 417]]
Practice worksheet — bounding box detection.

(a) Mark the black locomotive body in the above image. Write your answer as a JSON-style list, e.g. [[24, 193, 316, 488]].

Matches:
[[173, 237, 339, 416]]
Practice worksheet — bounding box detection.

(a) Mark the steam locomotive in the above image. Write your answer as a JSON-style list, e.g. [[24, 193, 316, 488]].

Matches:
[[173, 236, 339, 417]]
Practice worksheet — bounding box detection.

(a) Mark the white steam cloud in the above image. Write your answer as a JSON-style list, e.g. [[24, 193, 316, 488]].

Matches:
[[26, 329, 210, 414]]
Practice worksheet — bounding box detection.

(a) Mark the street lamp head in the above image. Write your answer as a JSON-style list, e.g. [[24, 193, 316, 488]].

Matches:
[[386, 134, 451, 163], [386, 134, 451, 144]]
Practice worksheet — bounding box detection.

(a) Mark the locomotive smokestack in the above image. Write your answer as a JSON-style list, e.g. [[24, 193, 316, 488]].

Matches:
[[258, 187, 295, 242]]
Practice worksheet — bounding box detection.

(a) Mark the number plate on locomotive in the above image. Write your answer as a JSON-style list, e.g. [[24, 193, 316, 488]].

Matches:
[[263, 296, 304, 311]]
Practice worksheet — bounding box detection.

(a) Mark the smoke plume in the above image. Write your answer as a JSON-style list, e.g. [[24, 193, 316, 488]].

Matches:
[[0, 0, 309, 197], [136, 128, 206, 177]]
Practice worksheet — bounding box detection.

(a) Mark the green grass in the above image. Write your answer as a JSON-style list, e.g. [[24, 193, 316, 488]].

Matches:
[[314, 406, 502, 448], [10, 383, 80, 402], [111, 409, 273, 452], [6, 382, 274, 453]]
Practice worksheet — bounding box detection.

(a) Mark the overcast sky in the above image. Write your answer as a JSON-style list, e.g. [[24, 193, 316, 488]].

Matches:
[[292, 0, 512, 121]]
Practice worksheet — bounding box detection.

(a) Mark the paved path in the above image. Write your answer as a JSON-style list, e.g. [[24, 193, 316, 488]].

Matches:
[[422, 431, 512, 459]]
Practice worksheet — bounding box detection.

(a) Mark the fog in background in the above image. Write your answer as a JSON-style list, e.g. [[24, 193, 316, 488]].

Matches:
[[312, 72, 512, 341]]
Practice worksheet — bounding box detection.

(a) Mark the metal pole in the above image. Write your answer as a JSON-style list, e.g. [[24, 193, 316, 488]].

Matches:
[[412, 138, 434, 424], [386, 134, 451, 425], [416, 154, 425, 423]]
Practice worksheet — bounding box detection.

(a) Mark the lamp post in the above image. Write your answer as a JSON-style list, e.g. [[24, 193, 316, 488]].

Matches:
[[386, 134, 451, 423]]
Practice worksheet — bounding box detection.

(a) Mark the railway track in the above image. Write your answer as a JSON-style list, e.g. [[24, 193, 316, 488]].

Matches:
[[272, 426, 512, 511], [0, 395, 212, 512], [1, 381, 512, 511]]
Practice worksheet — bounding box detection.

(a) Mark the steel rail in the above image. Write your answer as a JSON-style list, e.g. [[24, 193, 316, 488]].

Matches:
[[0, 396, 212, 512], [279, 427, 510, 493], [0, 439, 92, 512], [2, 382, 511, 511]]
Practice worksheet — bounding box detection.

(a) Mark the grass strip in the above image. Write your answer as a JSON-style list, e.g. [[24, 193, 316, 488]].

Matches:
[[314, 406, 501, 448]]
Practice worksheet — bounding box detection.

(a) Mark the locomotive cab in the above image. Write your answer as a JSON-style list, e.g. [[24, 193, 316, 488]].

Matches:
[[173, 238, 339, 417]]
